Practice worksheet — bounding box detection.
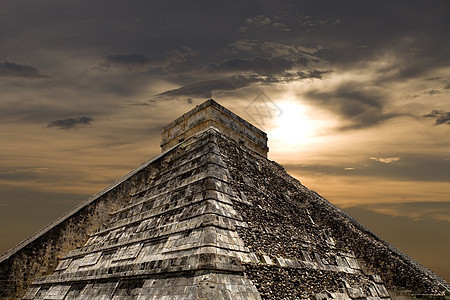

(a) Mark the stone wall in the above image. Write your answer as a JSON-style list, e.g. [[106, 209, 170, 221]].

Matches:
[[214, 129, 449, 298], [160, 99, 268, 157], [0, 150, 173, 299], [17, 128, 262, 300]]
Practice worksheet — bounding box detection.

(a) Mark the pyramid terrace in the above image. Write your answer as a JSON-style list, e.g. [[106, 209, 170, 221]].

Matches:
[[0, 100, 448, 300]]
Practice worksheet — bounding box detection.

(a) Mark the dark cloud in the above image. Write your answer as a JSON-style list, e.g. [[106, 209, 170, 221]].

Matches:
[[278, 2, 450, 85], [423, 110, 450, 126], [245, 15, 272, 27], [241, 14, 291, 32], [206, 57, 294, 76], [99, 53, 164, 71], [425, 77, 442, 81], [297, 69, 332, 79], [157, 68, 330, 99], [425, 90, 440, 96], [164, 45, 198, 64], [0, 60, 47, 78], [305, 81, 398, 130], [224, 40, 321, 64], [98, 46, 197, 72], [260, 69, 332, 84], [47, 116, 93, 130], [272, 22, 290, 32], [1, 1, 448, 73], [107, 53, 153, 66], [157, 76, 261, 98]]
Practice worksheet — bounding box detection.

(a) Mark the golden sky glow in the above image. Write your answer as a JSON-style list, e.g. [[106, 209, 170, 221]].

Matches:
[[269, 100, 337, 152]]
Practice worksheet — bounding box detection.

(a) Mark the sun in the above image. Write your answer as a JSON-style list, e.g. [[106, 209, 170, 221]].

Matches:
[[268, 101, 323, 152]]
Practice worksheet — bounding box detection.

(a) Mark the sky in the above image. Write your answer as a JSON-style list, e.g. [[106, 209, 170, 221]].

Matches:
[[0, 0, 449, 281]]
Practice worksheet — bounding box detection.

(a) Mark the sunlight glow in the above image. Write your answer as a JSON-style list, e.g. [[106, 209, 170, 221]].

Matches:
[[268, 101, 330, 153]]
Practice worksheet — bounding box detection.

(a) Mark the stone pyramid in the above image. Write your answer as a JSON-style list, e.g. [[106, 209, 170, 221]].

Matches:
[[1, 100, 449, 300]]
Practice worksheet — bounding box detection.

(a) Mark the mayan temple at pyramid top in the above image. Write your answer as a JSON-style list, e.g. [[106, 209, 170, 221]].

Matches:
[[1, 99, 448, 299], [161, 99, 269, 157]]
